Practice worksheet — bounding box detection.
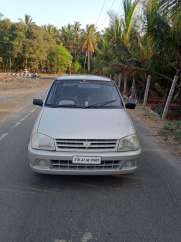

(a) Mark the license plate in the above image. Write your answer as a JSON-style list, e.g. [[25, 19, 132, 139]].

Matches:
[[72, 156, 101, 164]]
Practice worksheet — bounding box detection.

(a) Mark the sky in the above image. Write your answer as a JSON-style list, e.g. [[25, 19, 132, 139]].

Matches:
[[0, 0, 123, 30]]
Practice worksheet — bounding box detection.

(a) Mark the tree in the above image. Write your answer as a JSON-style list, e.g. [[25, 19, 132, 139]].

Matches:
[[121, 0, 139, 47], [60, 22, 83, 60], [71, 60, 82, 73], [48, 45, 72, 73], [0, 15, 71, 73], [82, 25, 98, 72], [19, 14, 35, 26]]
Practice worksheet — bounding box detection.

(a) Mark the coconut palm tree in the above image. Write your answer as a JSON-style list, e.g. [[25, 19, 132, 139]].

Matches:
[[137, 0, 173, 73], [121, 0, 139, 47], [82, 24, 98, 72], [60, 22, 82, 60], [61, 24, 74, 51], [160, 0, 180, 15], [43, 24, 58, 35], [72, 22, 81, 58], [19, 14, 35, 27], [24, 14, 33, 25]]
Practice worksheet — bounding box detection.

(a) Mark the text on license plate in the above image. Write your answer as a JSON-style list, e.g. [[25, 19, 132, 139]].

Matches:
[[72, 156, 101, 164]]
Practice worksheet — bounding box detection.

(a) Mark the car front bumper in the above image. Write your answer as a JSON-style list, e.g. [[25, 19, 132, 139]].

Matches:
[[28, 145, 141, 175]]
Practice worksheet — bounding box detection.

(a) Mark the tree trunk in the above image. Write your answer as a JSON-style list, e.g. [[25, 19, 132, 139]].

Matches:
[[123, 75, 127, 96], [131, 78, 136, 99], [93, 55, 95, 70], [9, 57, 12, 72], [25, 58, 28, 69], [162, 74, 179, 120], [87, 51, 91, 72], [84, 54, 87, 70], [69, 63, 72, 75], [114, 74, 117, 84], [118, 73, 122, 90], [143, 75, 151, 107]]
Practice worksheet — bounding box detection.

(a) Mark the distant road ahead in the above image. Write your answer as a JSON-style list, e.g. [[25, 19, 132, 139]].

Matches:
[[0, 91, 181, 242]]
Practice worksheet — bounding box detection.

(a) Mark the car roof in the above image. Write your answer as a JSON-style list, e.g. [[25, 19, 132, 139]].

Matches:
[[56, 74, 112, 82]]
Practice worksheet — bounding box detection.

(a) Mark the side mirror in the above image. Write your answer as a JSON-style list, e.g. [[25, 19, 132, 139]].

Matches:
[[125, 102, 136, 109], [33, 99, 43, 106]]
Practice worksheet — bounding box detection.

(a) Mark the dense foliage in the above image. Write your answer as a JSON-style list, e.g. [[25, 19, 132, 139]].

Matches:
[[0, 0, 180, 84], [159, 121, 181, 142], [0, 15, 74, 73]]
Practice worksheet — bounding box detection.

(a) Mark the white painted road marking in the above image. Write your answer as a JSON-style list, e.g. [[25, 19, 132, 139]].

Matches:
[[30, 108, 37, 113], [12, 108, 38, 129], [0, 108, 37, 141], [54, 240, 72, 242], [13, 121, 21, 128], [81, 232, 93, 242], [19, 114, 31, 122], [54, 232, 93, 242], [0, 133, 8, 141]]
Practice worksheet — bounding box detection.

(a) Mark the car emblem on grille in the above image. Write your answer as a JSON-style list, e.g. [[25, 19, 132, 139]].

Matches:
[[83, 141, 91, 148]]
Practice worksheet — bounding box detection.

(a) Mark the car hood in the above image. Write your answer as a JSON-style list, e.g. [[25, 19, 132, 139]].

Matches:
[[37, 107, 135, 139]]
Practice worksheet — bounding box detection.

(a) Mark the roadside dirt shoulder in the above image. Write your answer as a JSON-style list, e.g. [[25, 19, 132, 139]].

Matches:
[[0, 76, 52, 124], [129, 106, 181, 157]]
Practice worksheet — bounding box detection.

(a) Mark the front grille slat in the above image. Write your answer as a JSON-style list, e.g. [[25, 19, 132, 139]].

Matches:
[[50, 160, 122, 170], [56, 143, 116, 146], [56, 139, 117, 142], [55, 139, 118, 151]]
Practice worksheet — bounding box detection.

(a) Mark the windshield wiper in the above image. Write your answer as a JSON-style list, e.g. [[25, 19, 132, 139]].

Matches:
[[84, 99, 117, 108], [47, 104, 84, 108]]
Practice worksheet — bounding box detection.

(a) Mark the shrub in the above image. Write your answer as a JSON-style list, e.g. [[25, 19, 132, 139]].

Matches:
[[159, 121, 181, 142]]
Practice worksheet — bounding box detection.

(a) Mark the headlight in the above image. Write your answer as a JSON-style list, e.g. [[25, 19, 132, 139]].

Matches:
[[31, 132, 55, 151], [117, 134, 140, 152]]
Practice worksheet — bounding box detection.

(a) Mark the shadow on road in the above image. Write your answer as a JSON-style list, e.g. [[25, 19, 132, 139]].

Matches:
[[28, 172, 143, 193]]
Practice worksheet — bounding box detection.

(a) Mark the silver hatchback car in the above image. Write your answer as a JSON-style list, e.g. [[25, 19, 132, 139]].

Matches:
[[28, 75, 141, 175]]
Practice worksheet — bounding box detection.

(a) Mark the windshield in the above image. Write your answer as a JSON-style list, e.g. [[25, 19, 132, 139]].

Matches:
[[45, 79, 123, 109]]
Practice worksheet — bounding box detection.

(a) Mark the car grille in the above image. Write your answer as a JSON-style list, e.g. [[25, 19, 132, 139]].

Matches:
[[55, 139, 118, 151], [50, 160, 123, 170]]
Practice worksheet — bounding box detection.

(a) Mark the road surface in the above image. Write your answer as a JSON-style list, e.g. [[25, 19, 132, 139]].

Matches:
[[0, 93, 181, 242]]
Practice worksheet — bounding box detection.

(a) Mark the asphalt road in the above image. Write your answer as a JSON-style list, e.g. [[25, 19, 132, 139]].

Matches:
[[0, 101, 181, 242]]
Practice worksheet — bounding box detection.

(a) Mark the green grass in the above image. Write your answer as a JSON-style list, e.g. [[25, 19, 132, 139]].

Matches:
[[159, 121, 181, 142]]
